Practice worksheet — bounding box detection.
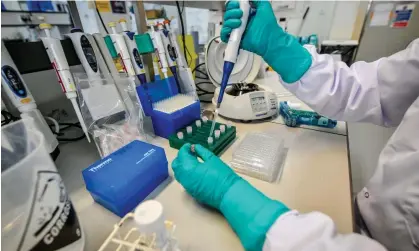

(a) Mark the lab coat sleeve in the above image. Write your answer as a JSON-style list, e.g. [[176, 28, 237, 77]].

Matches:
[[281, 39, 419, 127], [263, 211, 387, 251]]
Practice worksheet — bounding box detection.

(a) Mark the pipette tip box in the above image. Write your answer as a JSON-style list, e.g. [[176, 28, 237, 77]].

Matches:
[[82, 140, 168, 217], [136, 76, 201, 138], [168, 119, 236, 155]]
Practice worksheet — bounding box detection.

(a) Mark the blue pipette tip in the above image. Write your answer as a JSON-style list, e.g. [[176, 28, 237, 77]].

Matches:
[[217, 61, 235, 106], [138, 74, 147, 85]]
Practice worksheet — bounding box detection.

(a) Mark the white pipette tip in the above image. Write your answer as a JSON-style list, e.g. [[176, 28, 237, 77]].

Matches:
[[186, 126, 192, 135], [177, 131, 184, 139], [220, 125, 226, 133], [195, 120, 202, 128], [70, 98, 91, 143], [207, 137, 213, 145], [214, 130, 220, 139]]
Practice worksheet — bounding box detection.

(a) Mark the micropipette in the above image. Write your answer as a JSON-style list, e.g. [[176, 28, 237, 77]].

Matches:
[[210, 0, 250, 136], [164, 20, 187, 69], [157, 22, 181, 92], [150, 24, 169, 79], [39, 23, 91, 142], [1, 41, 59, 154], [108, 21, 136, 77], [119, 19, 149, 84]]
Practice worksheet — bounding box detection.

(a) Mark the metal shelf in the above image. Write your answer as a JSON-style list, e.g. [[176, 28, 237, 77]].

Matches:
[[1, 10, 72, 26]]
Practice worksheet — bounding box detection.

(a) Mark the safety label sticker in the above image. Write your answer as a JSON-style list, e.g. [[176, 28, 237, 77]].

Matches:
[[391, 3, 415, 28], [18, 171, 82, 251]]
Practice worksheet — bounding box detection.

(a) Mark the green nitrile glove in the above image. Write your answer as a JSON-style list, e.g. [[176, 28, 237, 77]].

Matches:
[[172, 144, 290, 251], [221, 0, 312, 83]]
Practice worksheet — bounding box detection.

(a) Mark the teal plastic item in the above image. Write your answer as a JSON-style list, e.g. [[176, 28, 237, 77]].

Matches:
[[172, 144, 290, 251], [221, 1, 312, 83], [134, 34, 155, 54], [104, 35, 118, 58], [279, 101, 337, 128], [298, 34, 319, 47]]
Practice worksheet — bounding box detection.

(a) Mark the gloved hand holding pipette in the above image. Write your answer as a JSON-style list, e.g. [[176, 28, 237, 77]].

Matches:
[[221, 0, 312, 83]]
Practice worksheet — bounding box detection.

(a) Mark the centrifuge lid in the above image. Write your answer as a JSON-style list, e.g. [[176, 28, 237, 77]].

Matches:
[[205, 36, 262, 87]]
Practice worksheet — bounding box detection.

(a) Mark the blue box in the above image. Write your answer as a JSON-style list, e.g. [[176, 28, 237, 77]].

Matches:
[[151, 102, 201, 138], [137, 77, 201, 138], [136, 77, 179, 116], [82, 140, 168, 217]]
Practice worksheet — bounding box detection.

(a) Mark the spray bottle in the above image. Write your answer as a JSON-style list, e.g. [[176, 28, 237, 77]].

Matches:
[[39, 23, 90, 142], [1, 41, 59, 156], [118, 18, 149, 84]]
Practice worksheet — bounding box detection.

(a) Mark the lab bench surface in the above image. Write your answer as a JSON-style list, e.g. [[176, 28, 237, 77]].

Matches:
[[56, 117, 353, 251]]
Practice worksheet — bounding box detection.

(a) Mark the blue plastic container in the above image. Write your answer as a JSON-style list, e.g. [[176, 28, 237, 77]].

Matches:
[[136, 77, 179, 116], [137, 76, 201, 138], [151, 102, 201, 138], [82, 140, 168, 217], [27, 1, 55, 11]]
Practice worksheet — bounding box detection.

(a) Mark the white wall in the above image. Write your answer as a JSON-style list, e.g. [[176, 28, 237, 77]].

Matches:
[[273, 1, 335, 42], [185, 7, 210, 44], [180, 1, 361, 45], [272, 1, 360, 41], [348, 124, 395, 195], [329, 1, 361, 40]]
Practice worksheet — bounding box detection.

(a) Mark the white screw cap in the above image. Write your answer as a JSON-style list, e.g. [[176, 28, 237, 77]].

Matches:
[[227, 121, 232, 128], [177, 131, 184, 139], [207, 137, 213, 145], [214, 130, 220, 139], [195, 120, 202, 128], [186, 126, 192, 134], [220, 125, 226, 133], [202, 116, 208, 123], [134, 200, 167, 248]]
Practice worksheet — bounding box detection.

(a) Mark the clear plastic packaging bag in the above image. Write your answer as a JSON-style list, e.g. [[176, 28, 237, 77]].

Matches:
[[74, 73, 152, 157], [113, 75, 155, 138]]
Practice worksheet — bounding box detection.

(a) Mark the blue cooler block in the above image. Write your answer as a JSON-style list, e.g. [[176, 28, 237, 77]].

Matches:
[[82, 140, 168, 217], [137, 76, 201, 138]]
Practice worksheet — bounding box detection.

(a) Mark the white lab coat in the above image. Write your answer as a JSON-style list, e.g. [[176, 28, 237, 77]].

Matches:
[[263, 39, 419, 251]]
